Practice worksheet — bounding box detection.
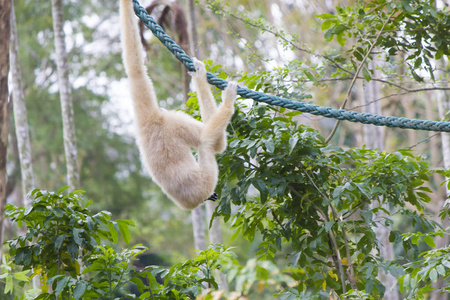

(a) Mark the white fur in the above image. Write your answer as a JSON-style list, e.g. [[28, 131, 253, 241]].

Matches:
[[120, 0, 237, 209]]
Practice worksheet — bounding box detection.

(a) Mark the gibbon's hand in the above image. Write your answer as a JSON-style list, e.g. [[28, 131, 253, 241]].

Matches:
[[189, 58, 207, 79]]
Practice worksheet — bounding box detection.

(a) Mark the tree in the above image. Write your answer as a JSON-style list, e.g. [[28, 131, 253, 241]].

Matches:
[[51, 0, 79, 189], [362, 59, 399, 300], [186, 0, 207, 252], [10, 3, 35, 207], [0, 0, 11, 262]]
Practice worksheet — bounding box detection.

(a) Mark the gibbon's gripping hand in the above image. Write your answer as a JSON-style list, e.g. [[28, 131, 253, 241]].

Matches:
[[190, 58, 207, 79]]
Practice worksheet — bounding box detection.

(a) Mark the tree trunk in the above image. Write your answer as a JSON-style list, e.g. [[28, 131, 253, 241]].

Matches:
[[186, 0, 207, 252], [0, 0, 11, 263], [10, 3, 35, 206], [186, 0, 227, 289], [362, 60, 399, 300], [51, 0, 79, 190], [191, 206, 206, 250], [431, 58, 450, 300]]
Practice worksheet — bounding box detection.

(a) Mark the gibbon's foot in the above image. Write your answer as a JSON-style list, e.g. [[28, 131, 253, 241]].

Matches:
[[206, 192, 219, 202]]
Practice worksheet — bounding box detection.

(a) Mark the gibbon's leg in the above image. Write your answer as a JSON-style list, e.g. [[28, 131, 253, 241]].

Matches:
[[195, 82, 237, 202], [120, 0, 161, 126]]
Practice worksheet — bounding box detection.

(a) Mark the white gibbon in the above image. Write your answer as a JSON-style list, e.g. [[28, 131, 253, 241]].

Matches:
[[120, 0, 237, 209]]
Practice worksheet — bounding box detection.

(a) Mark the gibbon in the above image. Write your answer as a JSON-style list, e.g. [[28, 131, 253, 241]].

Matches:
[[120, 0, 237, 210]]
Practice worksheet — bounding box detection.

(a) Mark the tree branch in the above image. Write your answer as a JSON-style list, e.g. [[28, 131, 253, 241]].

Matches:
[[298, 167, 357, 290], [288, 184, 347, 293], [325, 9, 397, 143]]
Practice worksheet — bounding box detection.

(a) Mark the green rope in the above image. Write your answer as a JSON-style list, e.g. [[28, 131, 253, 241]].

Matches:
[[132, 0, 450, 133]]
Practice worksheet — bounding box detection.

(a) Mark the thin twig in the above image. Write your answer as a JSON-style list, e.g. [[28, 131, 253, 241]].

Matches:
[[407, 132, 440, 149], [271, 211, 285, 231], [207, 3, 447, 95], [349, 87, 450, 110], [298, 167, 357, 289], [147, 275, 156, 300], [206, 2, 351, 74], [325, 9, 398, 143]]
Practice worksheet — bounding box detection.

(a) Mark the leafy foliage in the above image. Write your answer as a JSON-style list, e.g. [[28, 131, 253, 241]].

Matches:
[[316, 0, 450, 81], [2, 189, 298, 299], [3, 188, 138, 299], [211, 98, 443, 297]]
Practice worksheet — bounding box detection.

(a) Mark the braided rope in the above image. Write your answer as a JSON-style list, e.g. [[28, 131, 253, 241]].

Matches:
[[132, 0, 450, 133]]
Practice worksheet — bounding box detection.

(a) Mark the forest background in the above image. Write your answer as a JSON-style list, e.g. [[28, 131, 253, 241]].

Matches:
[[1, 0, 450, 299]]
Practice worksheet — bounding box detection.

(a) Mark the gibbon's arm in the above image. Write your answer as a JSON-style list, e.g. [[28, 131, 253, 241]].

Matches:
[[190, 59, 217, 123], [190, 59, 232, 152], [120, 0, 160, 123]]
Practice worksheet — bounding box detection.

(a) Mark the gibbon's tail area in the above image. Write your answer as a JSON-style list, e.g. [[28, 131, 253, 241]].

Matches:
[[120, 0, 237, 209]]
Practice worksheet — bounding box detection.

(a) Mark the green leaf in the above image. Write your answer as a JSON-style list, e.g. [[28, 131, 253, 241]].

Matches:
[[402, 274, 410, 291], [69, 190, 86, 195], [324, 29, 334, 40], [285, 111, 302, 117], [333, 24, 348, 34], [324, 221, 335, 232], [288, 136, 299, 155], [321, 20, 334, 31], [304, 71, 317, 83], [73, 281, 87, 299], [118, 221, 131, 244], [424, 235, 436, 247], [411, 235, 419, 245], [22, 249, 32, 266], [316, 13, 336, 19], [67, 241, 79, 259], [389, 231, 396, 243], [13, 270, 30, 282], [336, 33, 346, 47], [108, 222, 119, 244], [73, 228, 83, 246], [429, 268, 438, 282], [57, 186, 70, 194], [436, 264, 446, 276], [402, 1, 414, 12], [5, 274, 13, 294], [354, 50, 363, 61], [230, 228, 241, 242], [252, 178, 268, 203], [355, 22, 364, 30], [54, 234, 66, 250], [411, 69, 424, 82], [362, 67, 371, 81], [414, 57, 422, 69], [55, 276, 70, 294], [442, 260, 450, 268], [265, 140, 275, 153]]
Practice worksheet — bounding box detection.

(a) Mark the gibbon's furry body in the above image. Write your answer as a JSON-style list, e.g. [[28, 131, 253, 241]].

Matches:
[[120, 0, 237, 210]]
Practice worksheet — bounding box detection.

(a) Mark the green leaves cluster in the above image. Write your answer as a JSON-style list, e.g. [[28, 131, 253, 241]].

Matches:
[[2, 188, 299, 300], [213, 99, 443, 297], [3, 187, 138, 299], [317, 0, 450, 81]]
